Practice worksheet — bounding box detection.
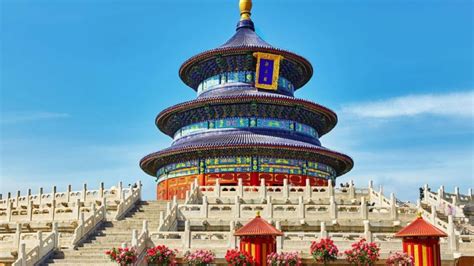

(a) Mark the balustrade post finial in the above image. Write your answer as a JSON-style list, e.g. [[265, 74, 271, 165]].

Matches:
[[82, 183, 87, 202], [131, 229, 138, 247], [320, 221, 327, 238], [360, 196, 368, 220], [39, 187, 43, 205], [158, 211, 164, 231]]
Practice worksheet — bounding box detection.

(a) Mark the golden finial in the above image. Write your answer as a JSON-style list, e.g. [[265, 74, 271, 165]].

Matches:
[[417, 211, 423, 218], [239, 0, 252, 21], [256, 210, 261, 217]]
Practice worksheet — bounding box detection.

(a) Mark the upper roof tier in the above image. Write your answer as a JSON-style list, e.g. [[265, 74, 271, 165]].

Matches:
[[179, 4, 313, 93]]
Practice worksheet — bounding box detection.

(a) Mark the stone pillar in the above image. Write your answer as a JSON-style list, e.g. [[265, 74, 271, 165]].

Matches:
[[66, 185, 72, 202], [378, 185, 384, 206], [215, 178, 221, 198], [237, 178, 243, 198], [298, 196, 305, 219], [328, 180, 334, 198], [390, 193, 398, 220], [74, 198, 81, 220], [52, 186, 57, 201], [304, 178, 311, 199], [27, 200, 33, 221], [260, 178, 266, 200], [320, 221, 328, 238], [234, 195, 241, 218], [430, 205, 437, 223], [275, 221, 283, 251], [447, 215, 457, 251], [229, 221, 237, 248], [454, 187, 460, 201], [166, 202, 171, 216], [266, 195, 273, 219], [283, 179, 289, 200], [38, 187, 43, 205], [7, 202, 13, 222], [51, 199, 56, 221], [91, 203, 96, 225], [185, 191, 190, 203], [360, 197, 368, 219], [423, 184, 429, 202], [349, 180, 355, 199], [99, 182, 104, 198], [14, 223, 21, 250], [158, 211, 164, 231], [136, 180, 142, 200], [363, 220, 372, 242], [16, 191, 20, 208], [118, 181, 123, 200], [202, 196, 208, 218], [82, 183, 87, 202], [19, 243, 26, 266], [131, 229, 138, 247], [52, 222, 59, 248], [469, 188, 473, 201], [329, 196, 337, 220], [183, 220, 191, 248], [37, 231, 43, 254], [102, 196, 107, 221], [439, 185, 445, 201]]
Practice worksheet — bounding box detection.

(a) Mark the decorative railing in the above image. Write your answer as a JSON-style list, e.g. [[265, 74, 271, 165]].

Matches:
[[158, 199, 178, 231], [114, 181, 142, 220], [423, 187, 466, 220], [13, 227, 59, 266], [70, 203, 106, 248]]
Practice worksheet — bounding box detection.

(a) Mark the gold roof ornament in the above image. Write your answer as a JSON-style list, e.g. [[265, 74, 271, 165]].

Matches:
[[239, 0, 252, 21]]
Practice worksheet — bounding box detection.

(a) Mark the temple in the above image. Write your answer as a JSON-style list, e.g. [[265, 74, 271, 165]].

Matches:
[[140, 0, 353, 200]]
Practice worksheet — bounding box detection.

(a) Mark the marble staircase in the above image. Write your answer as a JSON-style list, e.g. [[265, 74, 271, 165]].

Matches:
[[44, 201, 166, 265]]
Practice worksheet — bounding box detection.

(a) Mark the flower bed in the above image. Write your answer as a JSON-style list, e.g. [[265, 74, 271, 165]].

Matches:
[[105, 247, 137, 265]]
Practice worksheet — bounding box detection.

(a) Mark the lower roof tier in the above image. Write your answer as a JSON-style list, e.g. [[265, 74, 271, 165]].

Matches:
[[156, 90, 338, 138], [140, 130, 353, 177]]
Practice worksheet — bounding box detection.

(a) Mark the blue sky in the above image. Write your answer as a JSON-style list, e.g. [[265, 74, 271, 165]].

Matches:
[[1, 0, 472, 201]]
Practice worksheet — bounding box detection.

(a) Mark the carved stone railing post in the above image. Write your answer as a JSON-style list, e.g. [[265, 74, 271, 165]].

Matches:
[[52, 222, 59, 248], [39, 187, 43, 205], [79, 212, 85, 237], [82, 183, 87, 202], [469, 188, 473, 201], [27, 200, 33, 221], [91, 203, 97, 225], [276, 221, 283, 251], [328, 180, 334, 198], [266, 195, 273, 219], [329, 196, 337, 220], [131, 229, 138, 247], [304, 178, 311, 199], [360, 197, 368, 220], [7, 202, 13, 222], [390, 193, 398, 220], [185, 191, 190, 203], [101, 197, 107, 221], [260, 179, 266, 200], [298, 196, 305, 219], [229, 221, 237, 248], [430, 205, 437, 223], [52, 186, 57, 201], [142, 220, 149, 238], [51, 199, 56, 221], [118, 181, 123, 200], [368, 180, 373, 194], [349, 180, 355, 199], [234, 196, 241, 218], [66, 185, 71, 202], [166, 202, 171, 216], [136, 180, 142, 201], [447, 215, 457, 251], [16, 191, 20, 208], [320, 221, 327, 238], [14, 223, 21, 250], [439, 185, 445, 202], [237, 178, 243, 198], [183, 220, 191, 248], [158, 211, 164, 231], [283, 179, 289, 200], [423, 184, 429, 202], [378, 185, 384, 206], [215, 179, 221, 198], [202, 196, 208, 218], [19, 243, 26, 266], [363, 220, 372, 242], [74, 198, 81, 220], [99, 182, 104, 198], [37, 231, 43, 257]]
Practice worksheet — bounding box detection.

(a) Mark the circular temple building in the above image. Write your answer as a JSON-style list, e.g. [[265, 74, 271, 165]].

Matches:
[[140, 0, 353, 200]]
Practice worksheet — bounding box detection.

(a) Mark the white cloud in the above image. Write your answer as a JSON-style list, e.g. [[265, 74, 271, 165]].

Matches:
[[1, 111, 70, 124], [342, 90, 474, 118]]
